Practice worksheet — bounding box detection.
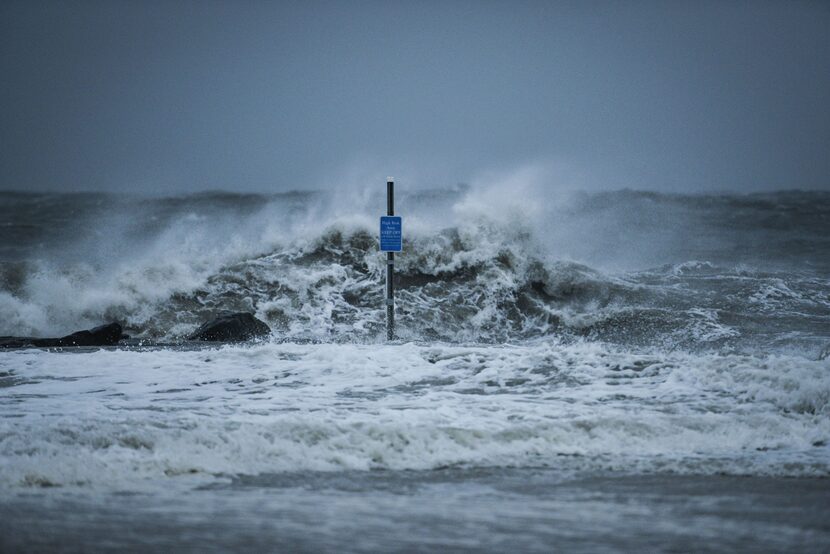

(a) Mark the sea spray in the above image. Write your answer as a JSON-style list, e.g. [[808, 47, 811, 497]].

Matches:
[[0, 188, 828, 353]]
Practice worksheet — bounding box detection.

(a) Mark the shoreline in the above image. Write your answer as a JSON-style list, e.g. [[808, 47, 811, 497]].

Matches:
[[2, 470, 828, 553]]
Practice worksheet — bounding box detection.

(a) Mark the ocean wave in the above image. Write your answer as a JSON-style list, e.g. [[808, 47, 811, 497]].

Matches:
[[0, 188, 828, 354]]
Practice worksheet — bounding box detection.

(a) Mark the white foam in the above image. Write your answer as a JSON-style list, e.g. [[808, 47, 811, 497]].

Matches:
[[1, 341, 827, 490]]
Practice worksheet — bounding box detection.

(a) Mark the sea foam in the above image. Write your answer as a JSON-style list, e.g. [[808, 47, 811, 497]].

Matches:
[[1, 340, 827, 490]]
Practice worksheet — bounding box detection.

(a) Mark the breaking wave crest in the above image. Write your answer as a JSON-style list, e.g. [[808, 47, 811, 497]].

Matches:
[[0, 188, 829, 354]]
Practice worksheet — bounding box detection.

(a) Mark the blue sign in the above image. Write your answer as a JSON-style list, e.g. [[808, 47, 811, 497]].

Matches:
[[380, 216, 402, 252]]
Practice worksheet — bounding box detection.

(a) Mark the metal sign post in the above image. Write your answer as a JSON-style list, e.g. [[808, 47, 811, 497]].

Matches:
[[380, 178, 402, 341]]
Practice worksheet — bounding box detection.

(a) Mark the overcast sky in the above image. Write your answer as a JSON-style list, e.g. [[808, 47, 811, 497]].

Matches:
[[1, 0, 828, 194]]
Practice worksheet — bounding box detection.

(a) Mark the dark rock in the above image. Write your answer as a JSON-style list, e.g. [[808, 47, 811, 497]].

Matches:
[[0, 322, 124, 349], [55, 323, 124, 347], [188, 312, 271, 342], [0, 337, 35, 349]]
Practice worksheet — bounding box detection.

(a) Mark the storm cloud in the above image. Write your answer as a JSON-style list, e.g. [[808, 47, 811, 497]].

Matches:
[[1, 0, 828, 193]]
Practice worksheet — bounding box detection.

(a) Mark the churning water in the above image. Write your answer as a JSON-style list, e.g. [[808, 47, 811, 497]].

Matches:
[[1, 185, 829, 552]]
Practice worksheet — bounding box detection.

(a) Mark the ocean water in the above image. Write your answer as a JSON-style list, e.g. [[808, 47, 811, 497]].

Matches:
[[1, 186, 829, 552]]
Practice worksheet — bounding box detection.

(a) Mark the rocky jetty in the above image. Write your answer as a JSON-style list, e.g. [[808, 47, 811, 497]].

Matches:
[[0, 323, 126, 349]]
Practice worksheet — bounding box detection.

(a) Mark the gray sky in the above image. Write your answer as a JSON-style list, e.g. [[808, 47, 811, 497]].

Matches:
[[1, 0, 828, 194]]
